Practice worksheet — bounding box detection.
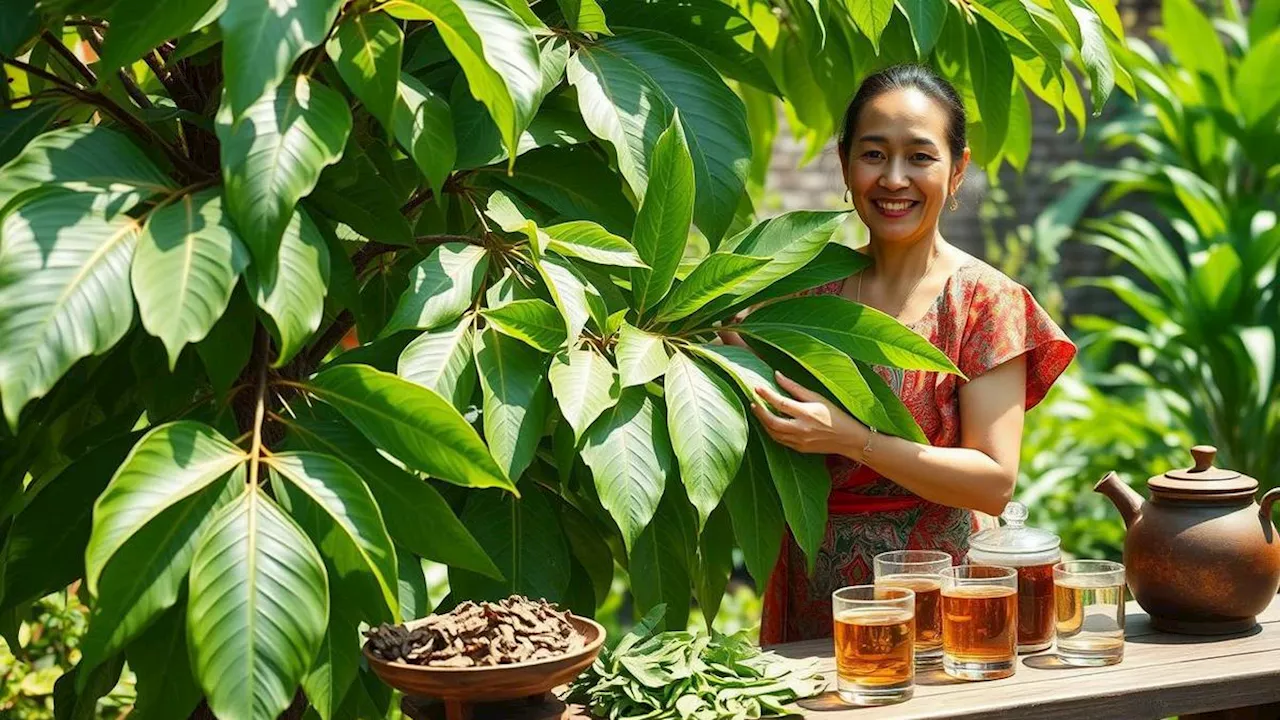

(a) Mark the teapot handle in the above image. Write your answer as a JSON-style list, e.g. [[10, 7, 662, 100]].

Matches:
[[1263, 488, 1280, 521]]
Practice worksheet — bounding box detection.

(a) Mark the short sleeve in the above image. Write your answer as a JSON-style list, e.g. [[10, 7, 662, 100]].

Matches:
[[958, 274, 1076, 411]]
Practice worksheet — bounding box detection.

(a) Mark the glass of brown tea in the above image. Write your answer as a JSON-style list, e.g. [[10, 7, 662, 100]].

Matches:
[[832, 585, 915, 706], [1054, 560, 1126, 666], [939, 565, 1018, 680], [873, 550, 952, 668]]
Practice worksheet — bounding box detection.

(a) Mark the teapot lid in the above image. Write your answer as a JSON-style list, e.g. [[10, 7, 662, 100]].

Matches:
[[969, 501, 1060, 559], [1149, 445, 1257, 496]]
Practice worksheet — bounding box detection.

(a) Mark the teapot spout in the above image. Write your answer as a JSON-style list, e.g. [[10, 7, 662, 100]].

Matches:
[[1094, 472, 1142, 528]]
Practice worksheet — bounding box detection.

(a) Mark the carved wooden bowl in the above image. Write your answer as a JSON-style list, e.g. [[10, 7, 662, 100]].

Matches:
[[363, 615, 605, 720]]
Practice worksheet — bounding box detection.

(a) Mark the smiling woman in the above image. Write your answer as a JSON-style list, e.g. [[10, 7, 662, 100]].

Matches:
[[752, 65, 1077, 645]]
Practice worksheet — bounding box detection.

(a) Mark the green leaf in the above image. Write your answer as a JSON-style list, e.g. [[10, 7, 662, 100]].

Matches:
[[398, 0, 543, 166], [269, 452, 400, 619], [54, 652, 124, 720], [569, 29, 750, 244], [127, 601, 201, 720], [451, 87, 593, 171], [396, 315, 478, 411], [0, 103, 60, 167], [84, 421, 246, 596], [482, 299, 567, 352], [1064, 0, 1115, 112], [532, 251, 598, 342], [548, 348, 621, 441], [98, 0, 220, 73], [0, 190, 140, 427], [328, 12, 404, 134], [715, 210, 849, 302], [394, 73, 456, 198], [0, 125, 173, 216], [971, 0, 1062, 70], [849, 0, 895, 52], [714, 243, 870, 321], [219, 0, 343, 119], [899, 0, 947, 55], [396, 548, 429, 620], [309, 364, 515, 492], [474, 327, 551, 481], [196, 285, 255, 394], [558, 502, 614, 608], [1190, 244, 1243, 316], [217, 75, 352, 269], [449, 483, 571, 602], [967, 16, 1014, 159], [187, 489, 329, 720], [278, 409, 501, 579], [0, 0, 40, 57], [860, 360, 927, 444], [381, 243, 487, 337], [752, 420, 827, 572], [742, 295, 960, 373], [630, 113, 695, 314], [244, 208, 331, 367], [556, 0, 610, 34], [695, 503, 733, 630], [616, 322, 669, 388], [543, 220, 646, 268], [310, 141, 413, 247], [480, 145, 635, 235], [629, 482, 696, 632], [664, 351, 746, 530], [1236, 32, 1280, 128], [686, 343, 779, 407], [132, 190, 250, 369], [654, 252, 768, 323], [1161, 0, 1228, 93], [580, 387, 673, 553], [77, 472, 240, 686]]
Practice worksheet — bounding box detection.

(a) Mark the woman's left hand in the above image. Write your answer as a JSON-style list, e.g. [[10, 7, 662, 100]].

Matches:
[[752, 372, 867, 457]]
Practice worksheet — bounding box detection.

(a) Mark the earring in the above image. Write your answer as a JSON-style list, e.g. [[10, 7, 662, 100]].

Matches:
[[843, 188, 851, 204], [949, 195, 959, 212]]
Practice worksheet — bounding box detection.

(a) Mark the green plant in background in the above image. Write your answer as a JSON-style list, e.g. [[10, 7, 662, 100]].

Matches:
[[0, 1, 1126, 718], [1057, 0, 1280, 489]]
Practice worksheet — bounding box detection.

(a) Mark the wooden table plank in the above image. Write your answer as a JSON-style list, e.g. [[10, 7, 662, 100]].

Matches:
[[402, 596, 1280, 720]]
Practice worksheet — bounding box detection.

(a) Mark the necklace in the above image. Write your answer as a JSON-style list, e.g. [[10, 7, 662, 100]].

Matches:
[[856, 248, 939, 322]]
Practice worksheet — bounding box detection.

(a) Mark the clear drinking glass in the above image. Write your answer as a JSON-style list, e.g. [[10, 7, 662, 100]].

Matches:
[[940, 565, 1018, 680], [832, 585, 915, 706], [873, 550, 951, 667], [1054, 560, 1126, 666]]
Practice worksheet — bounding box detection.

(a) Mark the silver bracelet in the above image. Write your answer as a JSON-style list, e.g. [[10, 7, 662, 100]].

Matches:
[[862, 426, 878, 458]]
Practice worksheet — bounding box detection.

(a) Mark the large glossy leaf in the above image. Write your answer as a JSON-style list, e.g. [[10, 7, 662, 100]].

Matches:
[[548, 348, 620, 440], [664, 351, 746, 530], [126, 601, 201, 720], [76, 473, 240, 686], [558, 502, 614, 608], [1062, 0, 1115, 111], [1160, 0, 1228, 93], [569, 29, 750, 244], [327, 12, 403, 134], [713, 210, 849, 304], [395, 74, 456, 198], [451, 86, 593, 171], [278, 409, 500, 578], [219, 0, 343, 119], [196, 285, 255, 394], [629, 483, 697, 632], [0, 0, 40, 57], [579, 387, 672, 553], [849, 0, 894, 51], [481, 299, 567, 352], [1236, 32, 1280, 128], [132, 190, 249, 369], [84, 421, 246, 596], [899, 0, 947, 55], [396, 548, 429, 620], [396, 315, 477, 411], [628, 113, 695, 314], [394, 0, 542, 164], [478, 145, 635, 235], [542, 221, 646, 268], [0, 190, 140, 427], [187, 489, 329, 720], [966, 16, 1014, 162], [310, 140, 413, 247], [269, 452, 399, 618], [381, 243, 488, 337], [474, 327, 551, 481], [449, 482, 571, 602], [695, 503, 733, 629], [532, 251, 598, 343], [713, 243, 870, 323], [0, 125, 172, 215], [244, 208, 331, 367], [0, 104, 59, 167], [308, 364, 515, 492], [217, 76, 352, 269], [616, 322, 670, 388], [654, 252, 768, 323], [98, 0, 220, 73], [557, 0, 610, 34], [686, 343, 780, 407], [752, 419, 827, 571], [742, 295, 960, 373]]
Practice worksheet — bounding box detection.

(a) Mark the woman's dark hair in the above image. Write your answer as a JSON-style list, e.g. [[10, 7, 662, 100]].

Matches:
[[837, 64, 967, 163]]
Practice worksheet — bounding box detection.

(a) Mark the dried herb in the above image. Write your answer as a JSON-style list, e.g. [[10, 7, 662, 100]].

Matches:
[[566, 605, 824, 719], [364, 595, 584, 667]]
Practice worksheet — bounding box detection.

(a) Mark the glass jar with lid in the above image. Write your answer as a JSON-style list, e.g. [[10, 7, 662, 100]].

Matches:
[[967, 501, 1062, 653]]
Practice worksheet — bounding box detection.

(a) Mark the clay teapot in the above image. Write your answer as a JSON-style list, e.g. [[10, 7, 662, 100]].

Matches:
[[1095, 445, 1280, 635]]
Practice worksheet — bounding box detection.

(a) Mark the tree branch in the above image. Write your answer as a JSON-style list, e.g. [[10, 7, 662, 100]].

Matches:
[[400, 188, 435, 215], [41, 31, 95, 85], [303, 311, 356, 370]]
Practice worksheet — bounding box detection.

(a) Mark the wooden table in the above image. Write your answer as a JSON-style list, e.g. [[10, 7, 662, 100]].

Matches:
[[403, 596, 1280, 720]]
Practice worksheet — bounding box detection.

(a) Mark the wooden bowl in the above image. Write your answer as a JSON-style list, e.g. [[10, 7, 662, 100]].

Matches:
[[363, 614, 605, 711]]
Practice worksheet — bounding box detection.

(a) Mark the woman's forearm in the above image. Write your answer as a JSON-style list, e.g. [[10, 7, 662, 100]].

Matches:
[[842, 427, 1015, 516]]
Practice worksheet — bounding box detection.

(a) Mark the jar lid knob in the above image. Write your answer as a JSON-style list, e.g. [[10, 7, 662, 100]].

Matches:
[[1000, 501, 1028, 527], [1190, 445, 1217, 473]]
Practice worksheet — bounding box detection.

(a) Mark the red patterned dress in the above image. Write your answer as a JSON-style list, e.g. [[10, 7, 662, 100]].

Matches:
[[759, 256, 1076, 645]]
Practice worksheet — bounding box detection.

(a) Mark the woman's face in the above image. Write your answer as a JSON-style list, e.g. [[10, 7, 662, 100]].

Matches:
[[841, 87, 970, 246]]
